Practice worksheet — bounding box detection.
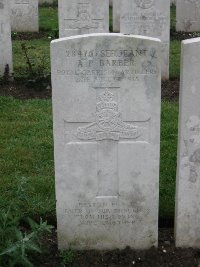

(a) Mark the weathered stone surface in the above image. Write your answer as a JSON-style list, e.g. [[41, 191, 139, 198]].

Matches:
[[58, 0, 109, 38], [176, 0, 200, 32], [113, 0, 120, 32], [175, 38, 200, 248], [0, 0, 13, 77], [120, 0, 170, 80], [39, 0, 53, 5], [51, 33, 161, 250], [10, 0, 39, 32]]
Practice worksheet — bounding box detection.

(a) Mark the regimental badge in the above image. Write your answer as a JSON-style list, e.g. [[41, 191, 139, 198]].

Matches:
[[76, 90, 141, 141]]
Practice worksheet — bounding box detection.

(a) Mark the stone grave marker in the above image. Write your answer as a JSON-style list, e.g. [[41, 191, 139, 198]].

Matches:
[[120, 0, 170, 80], [58, 0, 109, 38], [175, 38, 200, 248], [113, 0, 120, 32], [10, 0, 39, 32], [51, 33, 161, 250], [0, 0, 13, 77], [176, 0, 200, 32]]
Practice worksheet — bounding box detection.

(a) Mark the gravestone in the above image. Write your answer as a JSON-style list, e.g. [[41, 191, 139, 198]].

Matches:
[[58, 0, 109, 38], [51, 33, 161, 250], [39, 0, 53, 5], [0, 0, 13, 77], [176, 0, 200, 32], [175, 38, 200, 248], [120, 0, 170, 80], [113, 0, 120, 32], [10, 0, 39, 32]]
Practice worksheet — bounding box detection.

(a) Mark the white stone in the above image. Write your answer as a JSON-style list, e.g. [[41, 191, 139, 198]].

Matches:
[[51, 33, 161, 250], [10, 0, 39, 32], [175, 38, 200, 248], [176, 0, 200, 32], [0, 0, 13, 77], [58, 0, 109, 38], [113, 0, 120, 33], [120, 0, 170, 80], [39, 0, 53, 5]]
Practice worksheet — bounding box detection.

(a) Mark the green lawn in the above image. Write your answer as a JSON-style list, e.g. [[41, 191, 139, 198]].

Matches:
[[0, 97, 178, 221]]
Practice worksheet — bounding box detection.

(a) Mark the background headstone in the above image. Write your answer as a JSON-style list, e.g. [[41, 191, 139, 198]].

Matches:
[[175, 38, 200, 248], [176, 0, 200, 32], [58, 0, 109, 38], [51, 33, 161, 250], [10, 0, 39, 32], [113, 0, 120, 32], [0, 0, 13, 77], [120, 0, 170, 80]]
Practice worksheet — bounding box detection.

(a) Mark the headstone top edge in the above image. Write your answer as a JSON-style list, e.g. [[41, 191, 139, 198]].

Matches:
[[182, 37, 200, 45], [51, 33, 162, 45]]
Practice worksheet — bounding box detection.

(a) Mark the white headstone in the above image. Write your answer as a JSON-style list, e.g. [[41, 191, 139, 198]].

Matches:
[[175, 38, 200, 248], [120, 0, 170, 80], [176, 0, 200, 32], [58, 0, 109, 38], [113, 0, 120, 33], [39, 0, 53, 5], [51, 33, 161, 250], [0, 0, 13, 77], [10, 0, 39, 32]]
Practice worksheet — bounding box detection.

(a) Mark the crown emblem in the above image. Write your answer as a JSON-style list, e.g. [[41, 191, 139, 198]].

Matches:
[[97, 89, 117, 112]]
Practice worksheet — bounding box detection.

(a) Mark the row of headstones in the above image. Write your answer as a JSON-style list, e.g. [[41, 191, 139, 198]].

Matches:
[[0, 0, 170, 80], [51, 32, 200, 250], [2, 0, 200, 79]]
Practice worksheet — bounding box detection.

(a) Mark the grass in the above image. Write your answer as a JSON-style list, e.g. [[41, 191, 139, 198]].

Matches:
[[0, 97, 178, 220], [0, 97, 55, 219], [39, 7, 58, 33]]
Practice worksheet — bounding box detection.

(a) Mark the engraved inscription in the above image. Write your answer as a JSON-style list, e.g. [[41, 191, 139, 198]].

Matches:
[[65, 200, 147, 226], [181, 116, 200, 183], [65, 2, 103, 30], [55, 47, 159, 83], [15, 0, 29, 4], [76, 90, 141, 141], [121, 11, 167, 37], [135, 0, 155, 9]]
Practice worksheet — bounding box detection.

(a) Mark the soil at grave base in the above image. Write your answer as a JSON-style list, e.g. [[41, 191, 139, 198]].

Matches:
[[33, 229, 200, 267], [0, 79, 180, 101]]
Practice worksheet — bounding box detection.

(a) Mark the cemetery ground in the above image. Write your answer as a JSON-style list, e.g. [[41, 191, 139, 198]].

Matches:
[[1, 4, 200, 267]]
